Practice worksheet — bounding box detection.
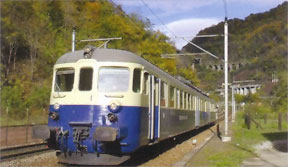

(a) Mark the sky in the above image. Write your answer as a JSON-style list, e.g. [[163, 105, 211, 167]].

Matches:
[[113, 0, 286, 49]]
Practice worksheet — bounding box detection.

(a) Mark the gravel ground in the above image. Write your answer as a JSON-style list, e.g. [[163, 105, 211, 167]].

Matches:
[[0, 151, 62, 167], [0, 125, 218, 167], [141, 125, 217, 167]]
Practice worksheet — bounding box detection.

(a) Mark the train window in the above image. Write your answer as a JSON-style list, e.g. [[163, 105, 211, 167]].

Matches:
[[98, 67, 130, 92], [160, 82, 168, 107], [55, 68, 74, 92], [133, 69, 141, 93], [164, 83, 169, 107], [187, 94, 190, 110], [143, 72, 149, 94], [194, 96, 197, 111], [183, 92, 186, 109], [192, 96, 196, 111], [201, 100, 204, 111], [169, 86, 175, 108], [179, 90, 183, 109], [188, 94, 193, 110], [79, 68, 93, 91]]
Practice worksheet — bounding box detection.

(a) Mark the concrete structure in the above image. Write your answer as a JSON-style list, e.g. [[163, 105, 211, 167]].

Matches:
[[206, 63, 244, 71], [216, 84, 261, 97], [233, 84, 261, 95]]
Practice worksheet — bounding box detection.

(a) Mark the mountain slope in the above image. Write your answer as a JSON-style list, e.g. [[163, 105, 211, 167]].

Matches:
[[182, 2, 287, 92]]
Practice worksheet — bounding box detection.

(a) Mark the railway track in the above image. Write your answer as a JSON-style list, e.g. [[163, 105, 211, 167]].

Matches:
[[0, 143, 51, 162]]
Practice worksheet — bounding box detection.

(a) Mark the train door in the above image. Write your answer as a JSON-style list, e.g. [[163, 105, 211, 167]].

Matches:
[[148, 75, 160, 142]]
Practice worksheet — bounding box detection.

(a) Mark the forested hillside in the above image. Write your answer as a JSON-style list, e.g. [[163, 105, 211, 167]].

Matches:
[[1, 1, 286, 124], [183, 2, 287, 112], [1, 0, 185, 123], [183, 2, 286, 81]]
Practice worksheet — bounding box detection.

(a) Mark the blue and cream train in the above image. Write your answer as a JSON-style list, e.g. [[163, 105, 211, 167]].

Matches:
[[33, 47, 218, 165]]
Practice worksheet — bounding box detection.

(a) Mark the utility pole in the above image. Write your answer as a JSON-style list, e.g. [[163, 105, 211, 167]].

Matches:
[[232, 85, 236, 122], [222, 17, 231, 142], [72, 26, 76, 52]]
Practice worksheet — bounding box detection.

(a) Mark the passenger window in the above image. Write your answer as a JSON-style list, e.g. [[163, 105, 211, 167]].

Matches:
[[79, 68, 93, 91], [133, 69, 141, 93], [183, 92, 186, 109], [55, 68, 74, 92], [160, 82, 168, 107], [191, 96, 195, 110], [169, 86, 175, 108], [187, 94, 190, 110], [179, 90, 183, 109], [176, 89, 179, 109], [143, 72, 149, 94]]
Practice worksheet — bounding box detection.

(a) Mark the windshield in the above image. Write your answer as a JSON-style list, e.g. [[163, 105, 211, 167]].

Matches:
[[54, 68, 74, 92], [98, 67, 130, 92]]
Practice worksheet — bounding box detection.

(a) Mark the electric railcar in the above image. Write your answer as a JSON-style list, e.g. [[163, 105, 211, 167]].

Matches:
[[33, 47, 218, 165]]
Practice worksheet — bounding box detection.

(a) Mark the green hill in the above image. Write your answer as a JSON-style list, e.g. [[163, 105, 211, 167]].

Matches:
[[182, 2, 287, 91], [1, 0, 178, 124], [181, 2, 287, 111]]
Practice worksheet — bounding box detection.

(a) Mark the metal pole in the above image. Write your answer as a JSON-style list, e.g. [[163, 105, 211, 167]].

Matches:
[[5, 107, 9, 146], [26, 108, 29, 143], [232, 85, 235, 122], [72, 26, 76, 52], [224, 20, 228, 135], [223, 19, 231, 141]]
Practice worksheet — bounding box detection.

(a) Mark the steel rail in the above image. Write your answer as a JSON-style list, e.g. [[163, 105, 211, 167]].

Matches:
[[0, 142, 51, 161]]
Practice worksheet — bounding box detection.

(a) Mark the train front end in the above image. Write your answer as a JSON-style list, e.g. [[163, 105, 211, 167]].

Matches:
[[33, 50, 145, 165]]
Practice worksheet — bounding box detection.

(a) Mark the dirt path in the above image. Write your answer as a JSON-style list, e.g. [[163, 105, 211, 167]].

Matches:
[[242, 140, 288, 167]]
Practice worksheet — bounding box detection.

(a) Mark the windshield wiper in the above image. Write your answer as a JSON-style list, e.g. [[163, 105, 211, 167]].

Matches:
[[55, 81, 62, 92]]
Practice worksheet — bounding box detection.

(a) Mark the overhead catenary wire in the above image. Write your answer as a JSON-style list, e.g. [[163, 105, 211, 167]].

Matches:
[[139, 0, 183, 45], [139, 0, 223, 61]]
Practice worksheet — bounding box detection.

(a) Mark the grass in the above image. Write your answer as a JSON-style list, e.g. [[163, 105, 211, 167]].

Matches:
[[212, 112, 287, 167], [208, 149, 252, 167], [187, 111, 288, 167], [0, 114, 48, 126]]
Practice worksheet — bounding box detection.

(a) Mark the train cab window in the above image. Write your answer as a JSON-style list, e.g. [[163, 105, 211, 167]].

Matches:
[[143, 72, 149, 94], [98, 67, 130, 92], [133, 69, 141, 93], [169, 86, 175, 108], [79, 68, 93, 91], [55, 68, 75, 92]]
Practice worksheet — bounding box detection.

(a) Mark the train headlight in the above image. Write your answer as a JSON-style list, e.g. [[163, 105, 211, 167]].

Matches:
[[108, 100, 120, 113], [53, 103, 60, 110], [107, 113, 118, 123], [49, 112, 59, 120]]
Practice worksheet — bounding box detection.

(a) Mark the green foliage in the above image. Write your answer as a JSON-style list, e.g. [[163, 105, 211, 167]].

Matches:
[[0, 0, 177, 125], [244, 103, 271, 116], [177, 68, 200, 86], [235, 94, 245, 103], [272, 72, 288, 113], [183, 2, 287, 94]]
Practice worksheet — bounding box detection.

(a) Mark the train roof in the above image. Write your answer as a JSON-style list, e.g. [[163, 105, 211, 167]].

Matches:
[[56, 48, 210, 99]]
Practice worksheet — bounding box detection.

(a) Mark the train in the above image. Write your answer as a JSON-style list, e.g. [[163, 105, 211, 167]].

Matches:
[[33, 46, 218, 165]]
